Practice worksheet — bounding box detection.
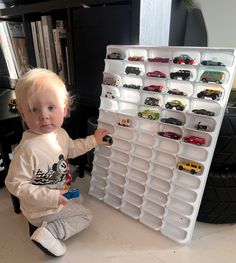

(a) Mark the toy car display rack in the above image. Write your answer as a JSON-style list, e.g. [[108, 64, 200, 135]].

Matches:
[[89, 45, 236, 244]]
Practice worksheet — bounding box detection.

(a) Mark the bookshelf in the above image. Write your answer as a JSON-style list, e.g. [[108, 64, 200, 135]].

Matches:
[[0, 0, 144, 176]]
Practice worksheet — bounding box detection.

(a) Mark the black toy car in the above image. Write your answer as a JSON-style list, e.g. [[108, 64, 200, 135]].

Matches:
[[160, 117, 183, 126], [144, 97, 159, 106], [125, 66, 141, 75], [107, 52, 123, 60], [123, 84, 141, 90], [192, 109, 215, 116], [170, 70, 191, 81], [195, 121, 210, 131], [103, 135, 113, 144]]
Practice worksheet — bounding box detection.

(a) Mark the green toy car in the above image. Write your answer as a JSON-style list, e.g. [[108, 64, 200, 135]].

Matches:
[[165, 100, 185, 111], [138, 110, 159, 120]]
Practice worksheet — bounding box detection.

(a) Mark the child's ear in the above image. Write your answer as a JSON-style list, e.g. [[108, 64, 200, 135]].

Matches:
[[63, 105, 68, 117]]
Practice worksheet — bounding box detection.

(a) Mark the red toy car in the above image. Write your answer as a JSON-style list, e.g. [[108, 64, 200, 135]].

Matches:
[[128, 56, 144, 61], [158, 131, 181, 140], [173, 54, 195, 65], [184, 136, 205, 145], [146, 71, 166, 78], [167, 88, 187, 96], [143, 85, 163, 92], [148, 57, 170, 63]]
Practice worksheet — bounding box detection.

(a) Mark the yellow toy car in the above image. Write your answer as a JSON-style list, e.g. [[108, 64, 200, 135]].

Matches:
[[177, 161, 202, 174]]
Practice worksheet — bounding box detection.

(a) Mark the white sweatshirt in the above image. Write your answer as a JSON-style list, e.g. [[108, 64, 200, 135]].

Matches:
[[5, 128, 97, 219]]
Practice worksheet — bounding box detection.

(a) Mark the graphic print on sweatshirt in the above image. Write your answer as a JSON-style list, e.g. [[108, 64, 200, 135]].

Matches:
[[33, 154, 71, 188]]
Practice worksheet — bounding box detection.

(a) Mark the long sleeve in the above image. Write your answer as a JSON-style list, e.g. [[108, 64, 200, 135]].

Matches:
[[67, 134, 97, 159], [5, 146, 61, 214]]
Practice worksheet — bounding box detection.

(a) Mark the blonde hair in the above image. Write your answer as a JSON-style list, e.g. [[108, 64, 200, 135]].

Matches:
[[15, 68, 72, 113]]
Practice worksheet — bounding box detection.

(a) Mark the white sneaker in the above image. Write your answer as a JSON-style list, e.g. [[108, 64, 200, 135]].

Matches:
[[31, 222, 66, 256]]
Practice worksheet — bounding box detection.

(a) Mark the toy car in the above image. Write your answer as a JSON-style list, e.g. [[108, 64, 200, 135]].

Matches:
[[64, 189, 80, 199], [103, 135, 113, 144], [128, 56, 144, 61], [146, 70, 166, 78], [125, 66, 142, 75], [8, 98, 17, 112], [173, 54, 195, 65], [200, 71, 225, 84], [197, 89, 222, 100], [160, 117, 183, 126], [201, 60, 225, 67], [123, 84, 141, 90], [183, 136, 205, 146], [167, 88, 187, 96], [144, 97, 159, 106], [165, 100, 185, 111], [177, 161, 202, 174], [107, 52, 123, 60], [158, 131, 181, 140], [118, 118, 131, 127], [103, 74, 121, 86], [138, 110, 159, 120], [170, 70, 191, 81], [192, 108, 215, 116], [195, 121, 209, 131], [147, 57, 170, 63], [105, 91, 115, 99], [143, 85, 163, 92]]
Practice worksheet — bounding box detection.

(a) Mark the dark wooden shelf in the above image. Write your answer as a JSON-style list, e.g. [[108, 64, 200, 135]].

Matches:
[[0, 0, 131, 17]]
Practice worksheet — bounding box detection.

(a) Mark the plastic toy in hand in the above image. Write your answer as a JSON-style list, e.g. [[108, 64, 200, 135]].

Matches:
[[103, 135, 113, 145], [63, 189, 80, 199]]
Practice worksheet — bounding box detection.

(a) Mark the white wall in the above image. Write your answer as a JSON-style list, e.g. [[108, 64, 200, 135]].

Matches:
[[139, 0, 172, 46], [195, 0, 236, 48]]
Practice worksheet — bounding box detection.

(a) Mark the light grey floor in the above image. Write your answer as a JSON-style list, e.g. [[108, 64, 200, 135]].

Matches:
[[1, 172, 236, 263]]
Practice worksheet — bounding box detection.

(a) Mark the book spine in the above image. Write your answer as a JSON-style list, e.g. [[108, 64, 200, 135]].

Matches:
[[52, 28, 65, 81], [36, 20, 47, 68], [56, 20, 69, 84], [7, 21, 29, 76], [31, 21, 41, 67], [41, 15, 57, 72], [0, 22, 18, 79]]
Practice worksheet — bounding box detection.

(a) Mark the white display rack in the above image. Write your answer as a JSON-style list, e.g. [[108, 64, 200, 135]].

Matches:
[[89, 45, 236, 244]]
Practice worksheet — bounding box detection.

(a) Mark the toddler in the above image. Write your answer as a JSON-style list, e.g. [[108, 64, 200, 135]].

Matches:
[[5, 68, 108, 256]]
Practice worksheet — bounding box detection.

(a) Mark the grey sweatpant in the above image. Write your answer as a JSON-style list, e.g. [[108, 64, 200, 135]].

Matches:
[[28, 200, 92, 240]]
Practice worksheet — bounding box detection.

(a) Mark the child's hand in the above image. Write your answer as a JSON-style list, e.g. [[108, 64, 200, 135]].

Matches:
[[58, 189, 69, 206], [94, 129, 109, 145]]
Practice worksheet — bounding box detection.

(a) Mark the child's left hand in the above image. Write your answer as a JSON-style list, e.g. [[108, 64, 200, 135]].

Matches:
[[94, 129, 109, 145]]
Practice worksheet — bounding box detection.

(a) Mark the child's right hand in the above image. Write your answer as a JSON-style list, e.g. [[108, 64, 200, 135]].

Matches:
[[58, 189, 69, 205], [94, 128, 109, 145]]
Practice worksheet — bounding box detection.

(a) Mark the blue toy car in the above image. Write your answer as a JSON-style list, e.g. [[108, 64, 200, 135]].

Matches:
[[64, 189, 80, 199], [201, 60, 225, 67]]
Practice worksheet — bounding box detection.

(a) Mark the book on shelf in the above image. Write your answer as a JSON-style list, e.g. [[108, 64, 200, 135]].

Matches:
[[7, 21, 29, 76], [0, 21, 18, 79], [41, 15, 57, 72], [52, 27, 64, 81], [36, 20, 47, 68], [0, 42, 9, 77], [31, 21, 42, 68], [55, 20, 69, 85]]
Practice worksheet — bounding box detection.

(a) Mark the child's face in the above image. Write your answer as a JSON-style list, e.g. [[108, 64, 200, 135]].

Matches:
[[21, 86, 67, 134]]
